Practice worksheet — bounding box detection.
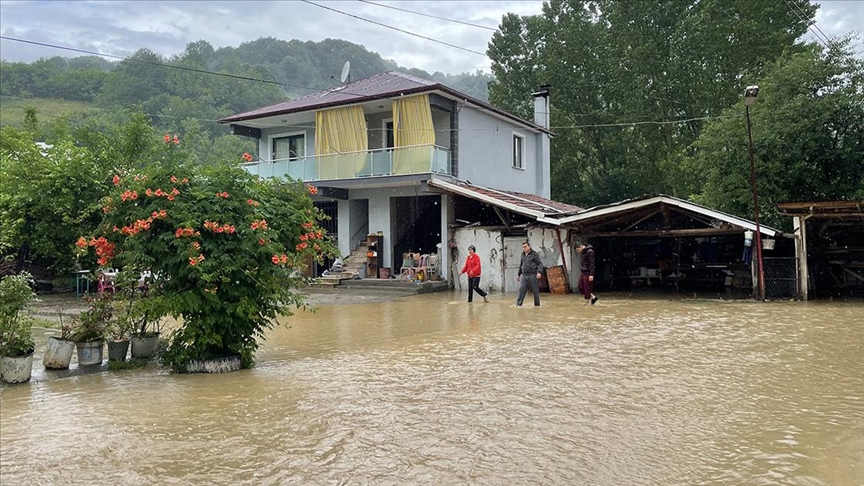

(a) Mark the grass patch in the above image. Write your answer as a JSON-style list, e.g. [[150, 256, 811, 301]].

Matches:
[[107, 358, 150, 371], [23, 316, 61, 330], [0, 97, 102, 126]]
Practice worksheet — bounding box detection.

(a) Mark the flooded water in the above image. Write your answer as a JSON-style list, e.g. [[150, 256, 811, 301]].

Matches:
[[1, 292, 863, 485]]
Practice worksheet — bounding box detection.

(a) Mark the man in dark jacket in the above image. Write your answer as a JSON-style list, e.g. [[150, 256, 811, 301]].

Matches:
[[516, 241, 544, 307], [576, 242, 598, 305]]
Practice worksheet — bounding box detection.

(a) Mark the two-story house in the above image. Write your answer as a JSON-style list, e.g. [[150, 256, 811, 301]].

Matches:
[[219, 71, 565, 283]]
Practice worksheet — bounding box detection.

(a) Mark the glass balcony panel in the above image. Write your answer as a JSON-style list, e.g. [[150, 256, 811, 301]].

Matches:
[[241, 145, 451, 182]]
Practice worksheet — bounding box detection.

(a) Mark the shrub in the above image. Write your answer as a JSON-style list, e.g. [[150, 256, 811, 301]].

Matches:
[[0, 273, 36, 356], [79, 138, 336, 371]]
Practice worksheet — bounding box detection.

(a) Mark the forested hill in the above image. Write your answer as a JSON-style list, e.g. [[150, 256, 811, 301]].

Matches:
[[0, 37, 492, 132]]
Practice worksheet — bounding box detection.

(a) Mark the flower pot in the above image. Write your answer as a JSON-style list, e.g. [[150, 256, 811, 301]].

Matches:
[[131, 333, 161, 359], [75, 340, 104, 366], [43, 337, 75, 369], [1, 350, 34, 384], [184, 355, 242, 374], [107, 339, 130, 361]]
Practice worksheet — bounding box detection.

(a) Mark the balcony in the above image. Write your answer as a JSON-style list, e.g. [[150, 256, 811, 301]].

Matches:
[[241, 144, 451, 182]]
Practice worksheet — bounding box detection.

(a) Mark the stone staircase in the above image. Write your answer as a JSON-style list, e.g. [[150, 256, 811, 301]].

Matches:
[[313, 239, 373, 288], [312, 239, 449, 295]]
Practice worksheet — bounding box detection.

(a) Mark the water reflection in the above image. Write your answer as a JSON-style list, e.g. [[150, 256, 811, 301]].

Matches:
[[2, 293, 862, 485]]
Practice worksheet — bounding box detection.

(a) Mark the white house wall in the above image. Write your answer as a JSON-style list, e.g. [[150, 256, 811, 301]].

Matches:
[[457, 108, 542, 195], [452, 226, 573, 294], [453, 228, 503, 293]]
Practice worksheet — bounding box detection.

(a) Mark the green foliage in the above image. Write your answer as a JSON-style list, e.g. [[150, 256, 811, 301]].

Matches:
[[682, 44, 864, 228], [0, 273, 36, 356], [107, 357, 149, 371], [69, 292, 113, 343], [488, 0, 818, 207], [83, 138, 337, 371]]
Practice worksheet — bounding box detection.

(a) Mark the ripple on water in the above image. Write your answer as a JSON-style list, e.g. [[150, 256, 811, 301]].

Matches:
[[1, 294, 862, 485]]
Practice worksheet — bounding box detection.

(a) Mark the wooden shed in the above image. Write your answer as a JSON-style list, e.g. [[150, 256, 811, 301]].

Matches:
[[776, 200, 864, 300]]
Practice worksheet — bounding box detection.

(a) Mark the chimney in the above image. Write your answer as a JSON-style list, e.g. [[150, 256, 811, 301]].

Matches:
[[532, 84, 551, 129]]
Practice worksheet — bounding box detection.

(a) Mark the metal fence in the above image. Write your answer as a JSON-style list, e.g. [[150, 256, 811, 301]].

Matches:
[[763, 257, 798, 299]]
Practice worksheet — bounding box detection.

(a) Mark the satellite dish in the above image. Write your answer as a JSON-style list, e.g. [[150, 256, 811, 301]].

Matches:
[[340, 61, 351, 84]]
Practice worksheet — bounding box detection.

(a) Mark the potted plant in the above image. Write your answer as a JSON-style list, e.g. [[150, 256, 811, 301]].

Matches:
[[69, 293, 111, 366], [0, 273, 37, 384], [42, 314, 75, 369], [106, 315, 133, 362]]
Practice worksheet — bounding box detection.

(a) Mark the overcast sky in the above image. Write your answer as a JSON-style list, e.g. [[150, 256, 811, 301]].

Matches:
[[0, 0, 861, 75]]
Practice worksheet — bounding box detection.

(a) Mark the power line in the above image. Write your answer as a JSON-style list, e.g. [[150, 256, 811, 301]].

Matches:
[[0, 35, 485, 109], [782, 0, 830, 50], [356, 0, 497, 31], [788, 0, 834, 46], [300, 0, 487, 56]]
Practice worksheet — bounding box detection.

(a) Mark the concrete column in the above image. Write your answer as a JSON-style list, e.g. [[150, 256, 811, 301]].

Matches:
[[337, 199, 351, 258]]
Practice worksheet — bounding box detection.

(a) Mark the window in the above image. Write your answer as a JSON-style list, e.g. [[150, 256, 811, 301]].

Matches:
[[512, 133, 525, 169], [272, 133, 306, 161]]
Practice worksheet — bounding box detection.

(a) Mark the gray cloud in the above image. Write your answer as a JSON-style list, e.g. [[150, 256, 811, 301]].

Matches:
[[1, 0, 861, 74]]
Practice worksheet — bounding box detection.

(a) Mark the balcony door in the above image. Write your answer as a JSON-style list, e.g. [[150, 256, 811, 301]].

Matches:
[[383, 119, 394, 149], [272, 132, 306, 161]]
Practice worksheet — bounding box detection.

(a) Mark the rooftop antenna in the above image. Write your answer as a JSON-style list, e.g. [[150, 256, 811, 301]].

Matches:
[[340, 61, 351, 84]]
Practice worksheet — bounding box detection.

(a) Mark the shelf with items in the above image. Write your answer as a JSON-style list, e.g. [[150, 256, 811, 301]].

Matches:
[[365, 234, 383, 279]]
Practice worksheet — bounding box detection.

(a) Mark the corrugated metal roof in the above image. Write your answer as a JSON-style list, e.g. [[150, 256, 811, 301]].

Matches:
[[428, 179, 581, 219]]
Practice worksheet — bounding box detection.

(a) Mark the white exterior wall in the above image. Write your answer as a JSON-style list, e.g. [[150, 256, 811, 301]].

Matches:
[[457, 108, 544, 195], [452, 226, 574, 294]]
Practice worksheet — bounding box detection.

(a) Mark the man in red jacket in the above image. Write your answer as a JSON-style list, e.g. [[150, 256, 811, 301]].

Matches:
[[460, 245, 488, 303]]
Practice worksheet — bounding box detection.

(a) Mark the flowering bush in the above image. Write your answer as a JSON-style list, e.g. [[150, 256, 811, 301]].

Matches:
[[80, 140, 336, 370]]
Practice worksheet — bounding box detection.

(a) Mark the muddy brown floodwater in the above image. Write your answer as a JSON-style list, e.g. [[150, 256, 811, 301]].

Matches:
[[1, 292, 862, 485]]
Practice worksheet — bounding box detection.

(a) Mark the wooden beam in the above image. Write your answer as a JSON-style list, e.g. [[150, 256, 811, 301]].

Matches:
[[619, 209, 663, 232], [493, 206, 511, 229], [583, 228, 744, 238]]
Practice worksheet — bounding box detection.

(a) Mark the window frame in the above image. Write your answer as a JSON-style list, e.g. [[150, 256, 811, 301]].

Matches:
[[269, 130, 307, 161], [512, 132, 526, 170]]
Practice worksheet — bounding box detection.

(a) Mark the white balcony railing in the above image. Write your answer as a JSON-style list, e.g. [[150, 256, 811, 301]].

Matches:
[[241, 144, 451, 182]]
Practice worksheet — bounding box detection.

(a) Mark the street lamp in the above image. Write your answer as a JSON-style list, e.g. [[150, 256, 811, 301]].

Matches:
[[744, 85, 766, 301]]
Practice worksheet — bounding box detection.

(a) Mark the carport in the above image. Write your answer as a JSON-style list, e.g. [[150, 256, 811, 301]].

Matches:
[[776, 200, 864, 300], [553, 195, 793, 299]]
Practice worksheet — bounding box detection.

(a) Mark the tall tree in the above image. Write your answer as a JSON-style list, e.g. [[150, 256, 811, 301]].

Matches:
[[488, 0, 817, 206], [682, 43, 864, 228]]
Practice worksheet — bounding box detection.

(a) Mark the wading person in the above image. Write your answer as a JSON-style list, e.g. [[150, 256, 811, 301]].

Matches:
[[516, 241, 543, 307], [460, 245, 488, 303], [576, 242, 598, 305]]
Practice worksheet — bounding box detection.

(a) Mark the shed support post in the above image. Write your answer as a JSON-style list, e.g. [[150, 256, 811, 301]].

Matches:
[[795, 216, 809, 301]]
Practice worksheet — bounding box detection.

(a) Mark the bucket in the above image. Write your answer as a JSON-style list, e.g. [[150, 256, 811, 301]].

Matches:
[[379, 268, 391, 279], [131, 333, 161, 359], [43, 337, 75, 369], [108, 340, 130, 361], [75, 340, 104, 366], [1, 351, 34, 384], [762, 238, 776, 250]]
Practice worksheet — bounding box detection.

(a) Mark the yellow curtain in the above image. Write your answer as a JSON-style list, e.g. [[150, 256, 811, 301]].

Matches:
[[393, 94, 435, 174], [315, 105, 369, 179]]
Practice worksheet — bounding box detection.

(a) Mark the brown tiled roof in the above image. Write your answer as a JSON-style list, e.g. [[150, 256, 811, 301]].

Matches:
[[429, 179, 581, 217], [221, 72, 435, 122], [219, 71, 553, 134]]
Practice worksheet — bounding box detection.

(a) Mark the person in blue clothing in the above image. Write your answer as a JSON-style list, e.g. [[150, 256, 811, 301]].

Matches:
[[516, 241, 544, 307]]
